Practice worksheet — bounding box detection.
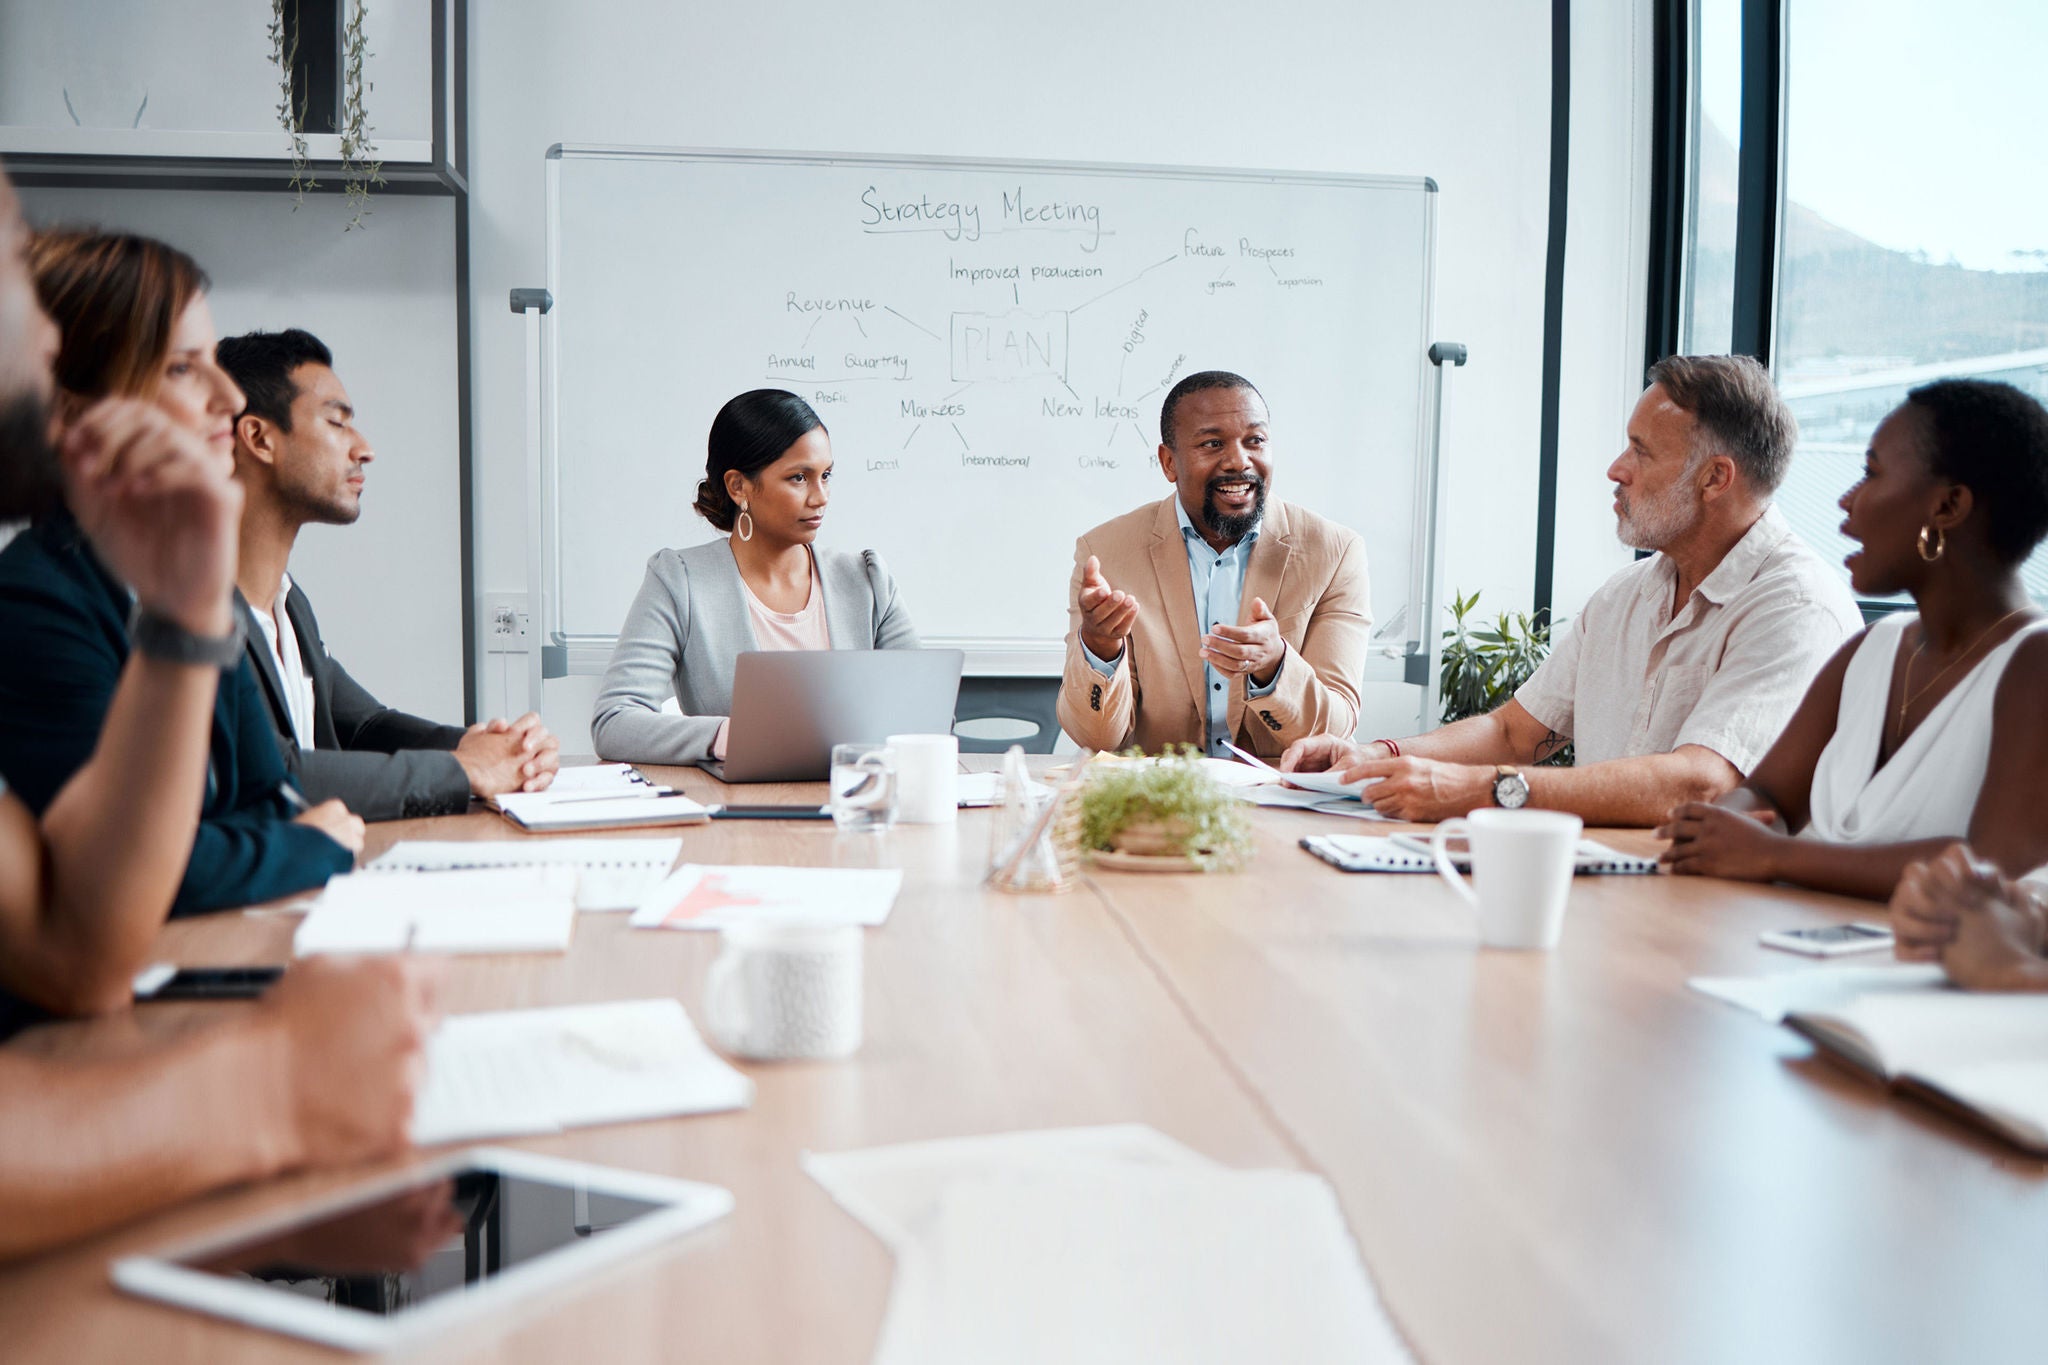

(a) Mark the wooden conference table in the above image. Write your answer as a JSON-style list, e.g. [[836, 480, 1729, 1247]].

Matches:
[[1, 760, 2042, 1364]]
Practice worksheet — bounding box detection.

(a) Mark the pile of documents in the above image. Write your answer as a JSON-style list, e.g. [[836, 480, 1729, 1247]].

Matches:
[[630, 864, 904, 931], [804, 1125, 1413, 1365], [294, 866, 580, 956]]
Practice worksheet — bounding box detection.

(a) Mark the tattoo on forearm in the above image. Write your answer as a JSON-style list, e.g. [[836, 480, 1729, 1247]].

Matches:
[[1534, 730, 1568, 761]]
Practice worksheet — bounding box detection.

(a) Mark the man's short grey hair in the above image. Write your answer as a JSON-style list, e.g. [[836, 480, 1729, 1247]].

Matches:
[[1644, 354, 1797, 494]]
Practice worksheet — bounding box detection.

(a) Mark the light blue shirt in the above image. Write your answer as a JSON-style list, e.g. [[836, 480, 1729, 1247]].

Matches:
[[1085, 497, 1280, 757]]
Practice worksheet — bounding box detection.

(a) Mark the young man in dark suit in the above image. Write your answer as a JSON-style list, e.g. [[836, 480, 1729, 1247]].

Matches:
[[217, 329, 560, 821]]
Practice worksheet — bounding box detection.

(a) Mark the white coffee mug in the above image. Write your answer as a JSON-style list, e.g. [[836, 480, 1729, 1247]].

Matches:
[[887, 732, 959, 824], [1430, 809, 1584, 950], [703, 922, 863, 1060]]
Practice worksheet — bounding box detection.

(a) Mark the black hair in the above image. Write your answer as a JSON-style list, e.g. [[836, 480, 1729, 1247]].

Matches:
[[693, 389, 826, 532], [215, 328, 335, 432], [1159, 370, 1263, 448], [1903, 379, 2048, 566]]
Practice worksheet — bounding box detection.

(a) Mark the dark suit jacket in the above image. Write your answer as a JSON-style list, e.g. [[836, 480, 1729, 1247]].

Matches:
[[238, 581, 471, 822], [0, 514, 353, 918]]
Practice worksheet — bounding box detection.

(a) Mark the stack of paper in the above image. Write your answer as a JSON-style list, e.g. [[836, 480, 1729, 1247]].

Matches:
[[1688, 964, 1948, 1023], [411, 998, 753, 1146], [804, 1126, 1412, 1365], [294, 867, 579, 956], [492, 790, 711, 834], [365, 838, 683, 911], [630, 864, 904, 931]]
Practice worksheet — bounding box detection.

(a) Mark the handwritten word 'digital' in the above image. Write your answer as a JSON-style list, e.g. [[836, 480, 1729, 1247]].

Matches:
[[861, 187, 982, 241]]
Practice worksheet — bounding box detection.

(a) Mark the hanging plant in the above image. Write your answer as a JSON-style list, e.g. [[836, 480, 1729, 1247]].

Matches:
[[338, 0, 384, 230], [268, 0, 316, 207]]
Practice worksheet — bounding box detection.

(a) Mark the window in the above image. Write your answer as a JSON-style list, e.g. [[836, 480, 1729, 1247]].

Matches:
[[1657, 0, 2048, 606], [1773, 0, 2048, 605], [1678, 0, 1742, 357]]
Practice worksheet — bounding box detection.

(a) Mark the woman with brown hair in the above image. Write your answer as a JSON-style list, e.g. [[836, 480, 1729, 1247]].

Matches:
[[0, 228, 361, 921]]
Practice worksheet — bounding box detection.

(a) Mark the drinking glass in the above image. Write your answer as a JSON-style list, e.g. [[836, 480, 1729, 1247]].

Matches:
[[830, 743, 897, 832]]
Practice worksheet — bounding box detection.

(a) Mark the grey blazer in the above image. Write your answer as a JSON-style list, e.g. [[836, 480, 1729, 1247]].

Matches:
[[591, 541, 920, 764], [237, 583, 471, 821]]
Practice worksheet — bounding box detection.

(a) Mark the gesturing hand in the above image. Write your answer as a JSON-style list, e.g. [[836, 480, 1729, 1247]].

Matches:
[[1656, 802, 1783, 880], [1077, 554, 1139, 663], [63, 399, 241, 638], [1202, 596, 1285, 686]]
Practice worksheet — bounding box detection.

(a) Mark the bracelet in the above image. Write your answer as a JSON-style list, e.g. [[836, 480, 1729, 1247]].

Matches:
[[1372, 738, 1401, 759], [128, 603, 247, 670]]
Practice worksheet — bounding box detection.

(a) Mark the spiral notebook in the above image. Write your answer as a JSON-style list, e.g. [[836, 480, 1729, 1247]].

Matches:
[[365, 839, 684, 911], [1299, 833, 1660, 876]]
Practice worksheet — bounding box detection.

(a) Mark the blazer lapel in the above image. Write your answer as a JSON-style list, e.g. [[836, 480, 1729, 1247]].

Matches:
[[708, 541, 762, 655], [813, 547, 869, 650], [283, 583, 339, 749], [1240, 500, 1296, 626], [1146, 497, 1204, 720], [234, 589, 293, 739]]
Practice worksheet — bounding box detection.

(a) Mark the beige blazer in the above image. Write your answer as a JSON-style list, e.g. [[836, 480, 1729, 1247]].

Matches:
[[1057, 496, 1372, 756]]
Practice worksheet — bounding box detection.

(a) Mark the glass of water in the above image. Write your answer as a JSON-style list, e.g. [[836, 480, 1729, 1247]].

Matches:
[[830, 742, 897, 832]]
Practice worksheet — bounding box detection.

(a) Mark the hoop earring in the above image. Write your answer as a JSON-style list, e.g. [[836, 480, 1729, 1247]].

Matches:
[[736, 504, 754, 543], [1917, 524, 1945, 562]]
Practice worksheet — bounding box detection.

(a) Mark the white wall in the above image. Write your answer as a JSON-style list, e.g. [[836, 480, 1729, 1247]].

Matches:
[[18, 187, 467, 722], [466, 0, 1606, 752], [1555, 0, 1655, 621]]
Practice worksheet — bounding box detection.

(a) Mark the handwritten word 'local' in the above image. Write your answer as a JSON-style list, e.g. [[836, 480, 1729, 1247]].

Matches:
[[860, 187, 1106, 250]]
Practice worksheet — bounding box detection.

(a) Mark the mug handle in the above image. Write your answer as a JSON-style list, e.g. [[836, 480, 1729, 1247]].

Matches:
[[704, 948, 748, 1053], [1430, 818, 1479, 908]]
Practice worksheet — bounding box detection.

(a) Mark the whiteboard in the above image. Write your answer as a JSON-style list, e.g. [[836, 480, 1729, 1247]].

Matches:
[[541, 145, 1439, 676]]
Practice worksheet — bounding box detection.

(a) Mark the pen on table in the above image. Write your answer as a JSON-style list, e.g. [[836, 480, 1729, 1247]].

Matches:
[[542, 788, 680, 805]]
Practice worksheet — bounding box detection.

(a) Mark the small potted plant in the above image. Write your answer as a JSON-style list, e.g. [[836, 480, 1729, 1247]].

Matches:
[[1078, 747, 1252, 872]]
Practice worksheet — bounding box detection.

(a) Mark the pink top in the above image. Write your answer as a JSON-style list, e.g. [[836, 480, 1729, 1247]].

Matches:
[[713, 560, 831, 759]]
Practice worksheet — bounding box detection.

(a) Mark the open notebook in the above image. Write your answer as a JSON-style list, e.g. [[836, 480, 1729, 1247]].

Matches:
[[1299, 833, 1659, 876], [1785, 992, 2048, 1156]]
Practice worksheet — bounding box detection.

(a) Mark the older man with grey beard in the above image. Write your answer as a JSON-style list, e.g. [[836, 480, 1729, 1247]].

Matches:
[[1283, 354, 1862, 826]]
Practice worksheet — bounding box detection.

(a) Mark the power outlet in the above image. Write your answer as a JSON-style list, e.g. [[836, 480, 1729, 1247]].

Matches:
[[481, 592, 532, 653]]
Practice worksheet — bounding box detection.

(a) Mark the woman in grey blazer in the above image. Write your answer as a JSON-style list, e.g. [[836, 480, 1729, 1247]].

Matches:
[[592, 390, 919, 764]]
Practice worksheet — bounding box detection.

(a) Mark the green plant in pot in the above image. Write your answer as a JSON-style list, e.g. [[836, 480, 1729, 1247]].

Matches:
[[1438, 590, 1572, 766], [1078, 747, 1252, 872]]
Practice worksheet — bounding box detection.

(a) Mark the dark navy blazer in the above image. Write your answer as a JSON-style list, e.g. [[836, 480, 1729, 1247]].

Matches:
[[0, 513, 353, 919]]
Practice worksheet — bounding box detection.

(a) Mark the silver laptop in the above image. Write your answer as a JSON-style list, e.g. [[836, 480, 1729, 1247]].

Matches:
[[698, 649, 966, 783]]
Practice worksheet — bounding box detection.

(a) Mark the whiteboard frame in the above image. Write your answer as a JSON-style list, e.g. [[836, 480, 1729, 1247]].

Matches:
[[538, 143, 1441, 682]]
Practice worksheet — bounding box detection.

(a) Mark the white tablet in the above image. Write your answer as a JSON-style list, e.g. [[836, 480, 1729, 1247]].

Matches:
[[111, 1147, 733, 1352]]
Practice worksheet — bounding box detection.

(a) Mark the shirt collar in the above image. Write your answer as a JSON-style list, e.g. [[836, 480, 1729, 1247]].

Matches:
[[1640, 504, 1792, 609], [1174, 495, 1260, 556], [1694, 505, 1791, 605]]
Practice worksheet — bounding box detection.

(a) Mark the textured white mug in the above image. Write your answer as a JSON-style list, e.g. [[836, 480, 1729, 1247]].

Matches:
[[704, 922, 863, 1060], [1430, 809, 1583, 950], [887, 732, 959, 824]]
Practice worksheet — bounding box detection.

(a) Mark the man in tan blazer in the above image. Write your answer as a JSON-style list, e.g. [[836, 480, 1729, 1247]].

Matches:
[[1057, 371, 1372, 757]]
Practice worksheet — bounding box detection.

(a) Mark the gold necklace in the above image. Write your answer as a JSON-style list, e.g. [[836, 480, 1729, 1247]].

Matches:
[[1893, 607, 2031, 742]]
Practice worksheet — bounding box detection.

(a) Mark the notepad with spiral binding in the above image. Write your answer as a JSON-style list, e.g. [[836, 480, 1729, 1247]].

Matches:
[[1300, 833, 1660, 876]]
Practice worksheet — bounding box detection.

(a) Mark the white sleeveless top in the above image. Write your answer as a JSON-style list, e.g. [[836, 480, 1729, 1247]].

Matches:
[[1805, 613, 2048, 845]]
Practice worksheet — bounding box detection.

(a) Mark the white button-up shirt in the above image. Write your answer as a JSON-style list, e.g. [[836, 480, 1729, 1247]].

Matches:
[[1514, 506, 1862, 772], [248, 573, 317, 750]]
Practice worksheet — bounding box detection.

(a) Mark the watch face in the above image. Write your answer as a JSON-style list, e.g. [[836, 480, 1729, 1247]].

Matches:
[[1495, 773, 1530, 809]]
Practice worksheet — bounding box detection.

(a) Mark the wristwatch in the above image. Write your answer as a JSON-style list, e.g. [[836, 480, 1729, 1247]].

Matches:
[[1491, 765, 1530, 809], [128, 603, 247, 670]]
